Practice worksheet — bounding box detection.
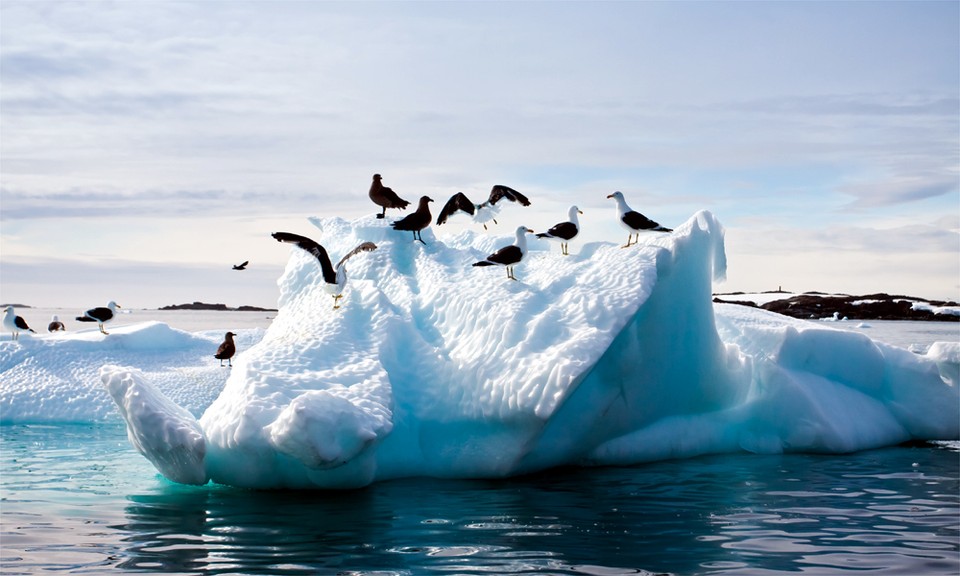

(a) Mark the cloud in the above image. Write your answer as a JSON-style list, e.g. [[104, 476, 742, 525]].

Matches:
[[721, 94, 959, 118], [728, 221, 960, 256], [0, 187, 331, 221], [840, 176, 959, 210]]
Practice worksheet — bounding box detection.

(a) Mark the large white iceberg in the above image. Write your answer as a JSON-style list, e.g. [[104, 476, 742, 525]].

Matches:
[[2, 211, 957, 489]]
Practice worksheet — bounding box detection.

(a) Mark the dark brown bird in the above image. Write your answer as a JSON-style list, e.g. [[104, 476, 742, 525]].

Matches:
[[369, 174, 411, 219], [436, 185, 531, 230], [392, 196, 434, 244], [215, 331, 236, 367], [48, 314, 66, 332], [232, 261, 249, 270]]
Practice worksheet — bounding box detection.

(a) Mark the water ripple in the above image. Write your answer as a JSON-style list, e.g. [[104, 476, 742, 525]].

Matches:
[[1, 425, 957, 575]]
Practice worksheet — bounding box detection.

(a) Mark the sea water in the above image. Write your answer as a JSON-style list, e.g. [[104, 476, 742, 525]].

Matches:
[[18, 307, 276, 334], [1, 314, 958, 575], [1, 425, 957, 575]]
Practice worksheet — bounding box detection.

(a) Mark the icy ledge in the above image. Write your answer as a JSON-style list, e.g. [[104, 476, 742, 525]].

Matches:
[[101, 211, 959, 488]]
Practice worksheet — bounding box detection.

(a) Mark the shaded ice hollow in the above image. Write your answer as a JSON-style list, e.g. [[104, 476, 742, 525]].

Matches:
[[4, 211, 957, 489]]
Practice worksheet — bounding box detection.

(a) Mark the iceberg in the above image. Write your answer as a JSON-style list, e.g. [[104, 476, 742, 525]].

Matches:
[[3, 211, 957, 489], [0, 322, 259, 423]]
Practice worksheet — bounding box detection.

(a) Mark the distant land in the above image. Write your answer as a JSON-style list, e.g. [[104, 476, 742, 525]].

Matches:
[[157, 302, 278, 312], [714, 291, 959, 322], [3, 293, 957, 322]]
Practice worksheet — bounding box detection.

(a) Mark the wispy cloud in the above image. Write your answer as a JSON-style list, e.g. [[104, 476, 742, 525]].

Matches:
[[0, 187, 340, 220], [840, 176, 959, 210], [730, 221, 960, 255]]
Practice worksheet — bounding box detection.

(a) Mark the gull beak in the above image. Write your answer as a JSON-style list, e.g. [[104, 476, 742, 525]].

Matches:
[[606, 194, 614, 199]]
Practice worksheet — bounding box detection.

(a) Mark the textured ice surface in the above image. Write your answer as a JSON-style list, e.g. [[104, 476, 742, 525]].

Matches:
[[0, 323, 264, 423], [3, 212, 957, 489]]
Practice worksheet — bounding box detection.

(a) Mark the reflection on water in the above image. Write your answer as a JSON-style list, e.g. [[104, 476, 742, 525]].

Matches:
[[1, 425, 957, 575]]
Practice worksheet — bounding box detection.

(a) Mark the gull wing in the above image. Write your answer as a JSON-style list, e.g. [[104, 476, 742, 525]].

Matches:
[[436, 192, 476, 225], [271, 232, 337, 285], [335, 242, 378, 270], [488, 185, 531, 207]]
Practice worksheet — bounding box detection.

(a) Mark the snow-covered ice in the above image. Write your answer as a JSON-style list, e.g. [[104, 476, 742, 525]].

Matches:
[[1, 211, 957, 489]]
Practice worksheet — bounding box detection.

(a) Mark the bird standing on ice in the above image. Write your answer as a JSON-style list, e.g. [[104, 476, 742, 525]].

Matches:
[[76, 301, 120, 334], [369, 174, 411, 219], [435, 185, 531, 230], [473, 226, 535, 281], [215, 332, 236, 367], [272, 232, 378, 309], [536, 205, 582, 256], [392, 196, 434, 244], [606, 191, 672, 248], [3, 306, 35, 340], [48, 315, 65, 332]]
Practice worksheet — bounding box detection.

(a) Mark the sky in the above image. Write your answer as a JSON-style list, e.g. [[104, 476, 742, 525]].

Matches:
[[1, 0, 958, 310]]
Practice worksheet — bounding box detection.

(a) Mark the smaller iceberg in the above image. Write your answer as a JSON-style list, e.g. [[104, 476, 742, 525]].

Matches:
[[0, 321, 257, 423]]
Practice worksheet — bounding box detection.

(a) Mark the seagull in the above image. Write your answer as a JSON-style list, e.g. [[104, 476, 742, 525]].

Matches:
[[48, 314, 65, 332], [76, 301, 121, 334], [606, 191, 672, 248], [369, 174, 411, 219], [214, 331, 236, 367], [392, 196, 434, 244], [536, 205, 582, 256], [473, 226, 535, 281], [232, 261, 249, 270], [3, 306, 35, 340], [436, 185, 531, 230], [272, 232, 378, 309]]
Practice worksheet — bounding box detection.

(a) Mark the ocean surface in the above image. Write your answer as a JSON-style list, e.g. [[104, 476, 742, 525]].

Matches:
[[1, 313, 958, 575], [20, 307, 277, 334]]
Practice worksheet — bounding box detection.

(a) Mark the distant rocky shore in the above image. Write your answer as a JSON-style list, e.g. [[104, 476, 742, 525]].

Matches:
[[714, 292, 959, 322], [158, 302, 277, 312]]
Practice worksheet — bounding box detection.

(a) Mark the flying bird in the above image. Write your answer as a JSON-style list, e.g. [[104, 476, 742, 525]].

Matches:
[[3, 306, 35, 340], [272, 232, 378, 309], [76, 301, 121, 334], [473, 226, 535, 281], [536, 205, 583, 256], [214, 331, 236, 367], [232, 261, 249, 270], [606, 191, 672, 248], [369, 173, 411, 219], [436, 185, 531, 230], [48, 314, 65, 332], [392, 196, 434, 244]]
